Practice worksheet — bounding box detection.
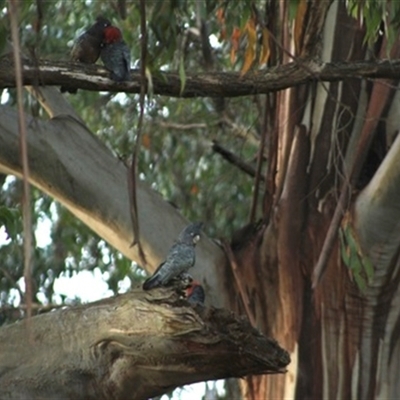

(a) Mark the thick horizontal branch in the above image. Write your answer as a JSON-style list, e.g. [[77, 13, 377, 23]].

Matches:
[[1, 55, 400, 97], [0, 288, 290, 399]]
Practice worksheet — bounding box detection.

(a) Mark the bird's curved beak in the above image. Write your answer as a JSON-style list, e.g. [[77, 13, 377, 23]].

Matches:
[[193, 234, 201, 244]]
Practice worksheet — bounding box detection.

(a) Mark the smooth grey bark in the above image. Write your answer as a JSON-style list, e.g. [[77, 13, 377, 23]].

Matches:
[[354, 128, 400, 399], [0, 288, 290, 399], [0, 87, 228, 308], [356, 129, 400, 268]]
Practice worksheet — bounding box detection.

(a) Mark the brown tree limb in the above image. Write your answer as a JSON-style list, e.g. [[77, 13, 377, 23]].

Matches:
[[0, 288, 290, 399], [159, 121, 209, 130], [222, 241, 256, 327], [249, 110, 267, 223], [311, 184, 351, 288], [127, 0, 148, 265], [2, 56, 400, 96], [220, 116, 260, 146], [212, 140, 260, 180]]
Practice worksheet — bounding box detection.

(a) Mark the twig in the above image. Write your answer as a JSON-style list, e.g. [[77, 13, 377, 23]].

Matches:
[[212, 140, 261, 180], [222, 241, 256, 327], [8, 0, 33, 321], [159, 121, 208, 130], [159, 118, 260, 148], [128, 0, 147, 265], [221, 116, 260, 147], [312, 185, 350, 288], [249, 110, 268, 223]]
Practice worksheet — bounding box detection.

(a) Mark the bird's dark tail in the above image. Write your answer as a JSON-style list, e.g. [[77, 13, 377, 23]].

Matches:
[[142, 274, 162, 290], [186, 281, 205, 304], [60, 86, 78, 94]]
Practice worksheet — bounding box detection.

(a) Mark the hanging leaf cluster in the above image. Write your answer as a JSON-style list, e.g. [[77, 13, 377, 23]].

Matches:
[[216, 9, 271, 76], [339, 213, 374, 292], [347, 0, 400, 51]]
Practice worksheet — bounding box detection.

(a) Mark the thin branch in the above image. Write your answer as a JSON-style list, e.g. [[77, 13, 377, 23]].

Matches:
[[158, 118, 260, 147], [222, 241, 256, 327], [249, 110, 268, 223], [221, 116, 260, 146], [159, 121, 209, 130], [8, 0, 33, 321], [312, 183, 350, 288], [128, 0, 147, 265], [212, 140, 261, 180]]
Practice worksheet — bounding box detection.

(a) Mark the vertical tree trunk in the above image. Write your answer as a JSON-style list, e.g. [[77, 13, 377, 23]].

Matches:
[[225, 1, 400, 398]]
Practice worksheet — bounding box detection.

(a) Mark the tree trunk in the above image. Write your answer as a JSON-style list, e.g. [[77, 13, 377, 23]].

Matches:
[[0, 287, 289, 399], [228, 1, 400, 399]]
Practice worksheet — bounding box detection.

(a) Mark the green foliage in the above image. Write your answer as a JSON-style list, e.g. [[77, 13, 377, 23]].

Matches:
[[346, 0, 400, 51], [178, 55, 186, 95], [339, 217, 374, 292], [289, 0, 302, 21], [0, 205, 20, 241]]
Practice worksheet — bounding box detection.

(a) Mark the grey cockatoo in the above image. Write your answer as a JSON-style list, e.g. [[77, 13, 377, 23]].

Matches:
[[100, 25, 131, 81], [142, 222, 203, 290], [185, 281, 205, 305]]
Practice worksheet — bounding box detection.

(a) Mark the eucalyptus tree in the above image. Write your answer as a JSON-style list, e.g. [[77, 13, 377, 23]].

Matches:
[[1, 0, 400, 399]]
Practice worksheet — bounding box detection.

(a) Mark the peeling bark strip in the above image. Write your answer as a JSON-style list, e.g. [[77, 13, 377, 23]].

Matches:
[[0, 289, 290, 400], [1, 55, 400, 96]]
